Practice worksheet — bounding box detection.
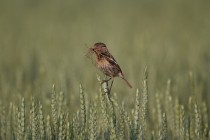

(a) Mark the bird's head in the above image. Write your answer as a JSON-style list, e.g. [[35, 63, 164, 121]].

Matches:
[[91, 42, 108, 54]]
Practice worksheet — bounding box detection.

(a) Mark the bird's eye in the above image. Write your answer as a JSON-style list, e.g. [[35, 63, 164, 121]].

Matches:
[[91, 48, 96, 52]]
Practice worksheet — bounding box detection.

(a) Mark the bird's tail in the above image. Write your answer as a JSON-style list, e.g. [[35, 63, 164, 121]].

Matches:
[[121, 77, 132, 88]]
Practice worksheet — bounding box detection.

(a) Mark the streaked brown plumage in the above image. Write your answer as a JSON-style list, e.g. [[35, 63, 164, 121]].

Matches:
[[88, 42, 132, 92]]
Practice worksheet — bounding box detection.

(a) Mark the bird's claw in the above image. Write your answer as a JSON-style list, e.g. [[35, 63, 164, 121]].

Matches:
[[101, 80, 107, 85]]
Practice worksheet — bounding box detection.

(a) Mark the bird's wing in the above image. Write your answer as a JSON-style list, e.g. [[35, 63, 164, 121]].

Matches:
[[101, 52, 123, 74], [101, 52, 118, 65]]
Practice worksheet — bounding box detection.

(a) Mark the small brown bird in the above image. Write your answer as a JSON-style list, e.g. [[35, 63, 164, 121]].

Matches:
[[88, 42, 132, 92]]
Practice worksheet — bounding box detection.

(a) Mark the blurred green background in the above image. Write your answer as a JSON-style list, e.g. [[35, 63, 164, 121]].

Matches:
[[0, 0, 210, 109]]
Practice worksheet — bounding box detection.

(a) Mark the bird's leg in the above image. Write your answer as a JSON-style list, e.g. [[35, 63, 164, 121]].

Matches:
[[108, 78, 114, 95], [101, 76, 111, 85], [101, 76, 107, 85]]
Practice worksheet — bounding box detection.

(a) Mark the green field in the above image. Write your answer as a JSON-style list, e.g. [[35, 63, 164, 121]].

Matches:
[[0, 0, 210, 139]]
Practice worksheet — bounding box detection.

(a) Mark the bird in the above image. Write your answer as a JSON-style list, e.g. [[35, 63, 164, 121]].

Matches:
[[88, 42, 132, 93]]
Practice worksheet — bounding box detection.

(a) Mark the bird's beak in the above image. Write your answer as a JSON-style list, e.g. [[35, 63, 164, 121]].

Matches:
[[91, 47, 95, 52]]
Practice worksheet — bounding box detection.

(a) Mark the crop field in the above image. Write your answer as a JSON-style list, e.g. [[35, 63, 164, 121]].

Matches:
[[0, 0, 210, 139]]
